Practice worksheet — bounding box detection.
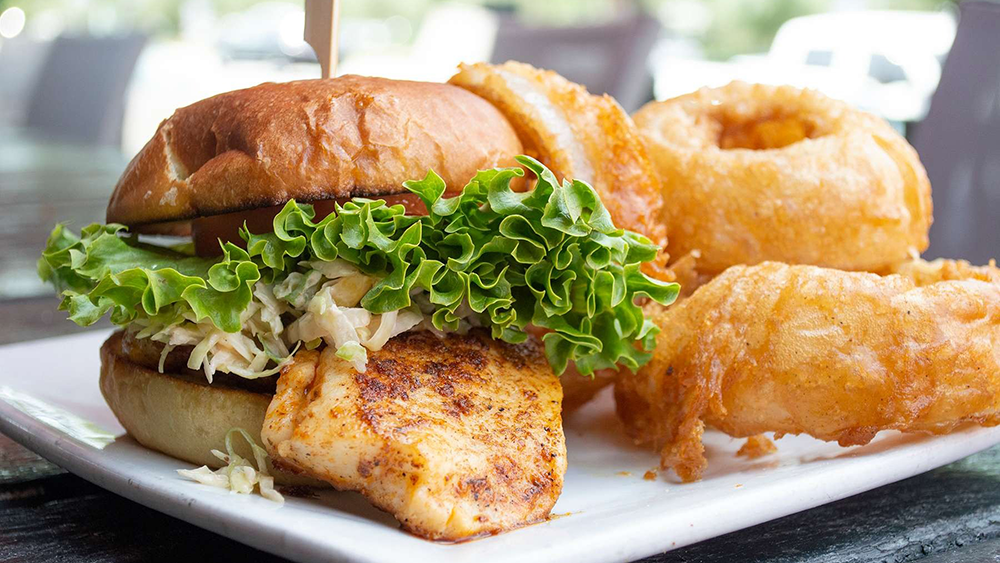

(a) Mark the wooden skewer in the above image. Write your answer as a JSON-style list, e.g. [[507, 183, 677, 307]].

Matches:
[[304, 0, 341, 79]]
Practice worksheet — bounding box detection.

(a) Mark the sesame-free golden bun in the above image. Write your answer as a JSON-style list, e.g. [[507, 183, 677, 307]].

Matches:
[[106, 76, 523, 232]]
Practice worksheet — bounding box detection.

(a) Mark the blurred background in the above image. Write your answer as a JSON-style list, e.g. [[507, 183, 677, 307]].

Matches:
[[0, 0, 998, 339]]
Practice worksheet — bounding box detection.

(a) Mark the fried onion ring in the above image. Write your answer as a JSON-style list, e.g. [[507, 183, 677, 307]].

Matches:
[[634, 82, 933, 276], [616, 259, 1000, 482]]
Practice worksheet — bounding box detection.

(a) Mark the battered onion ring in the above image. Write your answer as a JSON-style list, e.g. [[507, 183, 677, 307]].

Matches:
[[634, 82, 933, 276], [616, 259, 1000, 482], [451, 62, 671, 412]]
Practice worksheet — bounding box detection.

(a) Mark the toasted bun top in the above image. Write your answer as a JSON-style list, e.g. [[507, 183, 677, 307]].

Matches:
[[107, 75, 523, 228]]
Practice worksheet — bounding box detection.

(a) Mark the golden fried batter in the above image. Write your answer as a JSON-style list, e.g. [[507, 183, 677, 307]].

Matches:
[[737, 435, 777, 459], [634, 82, 932, 276], [559, 367, 616, 414], [261, 330, 566, 540], [616, 260, 1000, 482]]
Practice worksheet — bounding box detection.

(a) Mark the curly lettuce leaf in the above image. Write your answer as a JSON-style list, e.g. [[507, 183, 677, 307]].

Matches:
[[38, 156, 679, 375], [39, 223, 261, 332]]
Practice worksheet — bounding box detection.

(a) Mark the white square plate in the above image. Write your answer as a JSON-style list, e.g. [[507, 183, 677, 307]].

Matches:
[[2, 330, 999, 563]]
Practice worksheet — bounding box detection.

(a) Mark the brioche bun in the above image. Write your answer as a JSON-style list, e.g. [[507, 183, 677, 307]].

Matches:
[[99, 331, 324, 486], [106, 76, 523, 231]]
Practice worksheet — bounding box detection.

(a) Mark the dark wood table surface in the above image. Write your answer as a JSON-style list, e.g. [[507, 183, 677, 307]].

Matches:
[[3, 136, 1000, 563]]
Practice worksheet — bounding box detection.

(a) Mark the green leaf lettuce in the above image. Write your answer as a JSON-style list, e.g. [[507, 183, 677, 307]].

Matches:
[[38, 156, 679, 375]]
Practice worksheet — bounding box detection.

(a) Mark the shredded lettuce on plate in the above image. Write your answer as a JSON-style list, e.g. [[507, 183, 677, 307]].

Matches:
[[38, 156, 679, 376]]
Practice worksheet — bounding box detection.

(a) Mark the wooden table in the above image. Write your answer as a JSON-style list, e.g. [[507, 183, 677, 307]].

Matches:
[[3, 137, 1000, 563]]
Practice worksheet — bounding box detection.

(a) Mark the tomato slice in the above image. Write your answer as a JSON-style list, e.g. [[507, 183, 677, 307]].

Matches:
[[192, 193, 429, 257]]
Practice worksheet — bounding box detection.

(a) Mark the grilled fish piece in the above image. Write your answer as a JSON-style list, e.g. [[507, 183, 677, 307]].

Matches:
[[261, 330, 566, 540]]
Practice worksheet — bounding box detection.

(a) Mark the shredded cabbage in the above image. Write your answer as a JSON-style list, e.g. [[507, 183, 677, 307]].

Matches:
[[138, 264, 428, 377], [335, 341, 367, 372], [177, 428, 284, 503]]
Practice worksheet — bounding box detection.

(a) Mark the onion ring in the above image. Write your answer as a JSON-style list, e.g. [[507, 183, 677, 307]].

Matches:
[[634, 82, 933, 276], [616, 258, 1000, 482]]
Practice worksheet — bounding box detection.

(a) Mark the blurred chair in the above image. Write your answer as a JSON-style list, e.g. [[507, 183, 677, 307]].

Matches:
[[0, 38, 52, 128], [913, 1, 1000, 263], [489, 12, 660, 113], [24, 34, 147, 147]]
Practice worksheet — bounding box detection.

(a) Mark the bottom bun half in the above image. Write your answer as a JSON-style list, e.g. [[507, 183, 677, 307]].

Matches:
[[99, 331, 324, 487]]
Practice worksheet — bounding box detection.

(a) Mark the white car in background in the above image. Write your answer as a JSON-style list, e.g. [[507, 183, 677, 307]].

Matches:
[[651, 10, 956, 124]]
